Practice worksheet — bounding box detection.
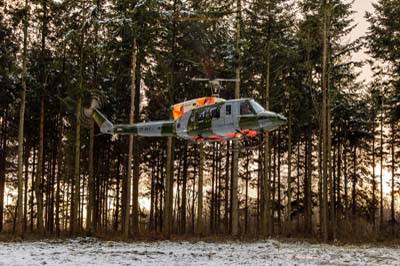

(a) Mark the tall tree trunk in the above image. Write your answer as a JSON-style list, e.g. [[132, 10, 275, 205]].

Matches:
[[71, 98, 82, 236], [277, 131, 282, 234], [181, 144, 188, 234], [390, 121, 395, 224], [372, 111, 376, 229], [297, 143, 301, 232], [49, 128, 57, 234], [123, 37, 137, 238], [131, 140, 139, 235], [160, 149, 164, 233], [318, 128, 323, 237], [191, 162, 196, 234], [304, 30, 313, 236], [86, 0, 100, 235], [231, 0, 241, 237], [327, 58, 334, 240], [257, 143, 263, 233], [23, 144, 30, 234], [344, 144, 348, 217], [155, 148, 160, 232], [114, 154, 121, 232], [336, 139, 341, 225], [327, 38, 334, 239], [245, 150, 249, 234], [0, 112, 6, 233], [263, 40, 272, 237], [93, 143, 100, 230], [87, 119, 95, 234], [16, 0, 29, 237], [305, 130, 313, 235], [352, 146, 357, 220], [272, 135, 276, 235], [71, 17, 85, 235], [379, 99, 384, 227], [55, 114, 63, 237], [224, 142, 230, 233], [30, 148, 36, 232], [35, 97, 45, 234], [321, 0, 330, 242], [34, 0, 48, 236], [217, 144, 222, 232], [196, 144, 204, 235], [163, 137, 174, 237], [210, 144, 215, 233], [150, 153, 155, 231], [175, 154, 181, 233], [163, 0, 177, 238], [132, 43, 141, 235], [287, 99, 292, 234]]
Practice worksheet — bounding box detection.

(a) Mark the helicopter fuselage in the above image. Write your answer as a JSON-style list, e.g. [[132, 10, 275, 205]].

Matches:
[[96, 98, 287, 142], [175, 98, 286, 141]]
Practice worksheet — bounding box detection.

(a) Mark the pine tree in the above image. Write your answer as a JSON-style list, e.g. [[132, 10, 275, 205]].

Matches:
[[366, 0, 400, 233]]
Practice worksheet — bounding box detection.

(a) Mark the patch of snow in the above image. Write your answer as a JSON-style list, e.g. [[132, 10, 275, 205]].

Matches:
[[0, 238, 398, 266]]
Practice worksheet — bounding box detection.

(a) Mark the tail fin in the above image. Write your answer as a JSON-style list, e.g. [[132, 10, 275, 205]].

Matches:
[[93, 109, 114, 134]]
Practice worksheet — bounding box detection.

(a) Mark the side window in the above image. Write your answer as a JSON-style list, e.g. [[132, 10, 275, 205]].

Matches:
[[226, 105, 232, 115], [210, 107, 221, 119], [240, 101, 252, 115]]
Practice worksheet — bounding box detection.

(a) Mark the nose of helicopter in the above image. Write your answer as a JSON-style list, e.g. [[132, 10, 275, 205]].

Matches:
[[257, 111, 287, 129], [276, 113, 288, 125]]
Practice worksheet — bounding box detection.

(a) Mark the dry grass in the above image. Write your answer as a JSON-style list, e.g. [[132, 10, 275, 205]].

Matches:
[[1, 220, 400, 247]]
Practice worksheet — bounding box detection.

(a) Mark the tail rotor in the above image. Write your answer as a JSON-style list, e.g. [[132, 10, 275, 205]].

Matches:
[[80, 90, 107, 128]]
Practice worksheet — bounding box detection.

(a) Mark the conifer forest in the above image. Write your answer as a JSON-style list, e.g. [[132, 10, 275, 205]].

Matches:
[[1, 0, 400, 246]]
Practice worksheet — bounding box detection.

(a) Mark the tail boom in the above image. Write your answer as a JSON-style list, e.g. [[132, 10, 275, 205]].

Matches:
[[93, 109, 175, 137], [113, 120, 175, 137]]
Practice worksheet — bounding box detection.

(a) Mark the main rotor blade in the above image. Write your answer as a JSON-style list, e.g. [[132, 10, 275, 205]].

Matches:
[[191, 78, 239, 82], [192, 78, 210, 81], [214, 78, 239, 82]]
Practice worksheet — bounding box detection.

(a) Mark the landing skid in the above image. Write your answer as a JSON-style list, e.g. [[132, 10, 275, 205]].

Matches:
[[188, 137, 265, 152]]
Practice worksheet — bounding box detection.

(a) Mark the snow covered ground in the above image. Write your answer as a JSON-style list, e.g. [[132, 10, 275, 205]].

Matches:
[[0, 238, 398, 266]]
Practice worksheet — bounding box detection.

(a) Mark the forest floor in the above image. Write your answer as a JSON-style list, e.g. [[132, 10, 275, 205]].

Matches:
[[0, 237, 398, 266]]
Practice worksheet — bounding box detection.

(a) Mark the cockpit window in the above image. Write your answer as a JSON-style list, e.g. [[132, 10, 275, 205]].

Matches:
[[240, 101, 253, 115], [196, 109, 207, 122], [250, 100, 265, 113]]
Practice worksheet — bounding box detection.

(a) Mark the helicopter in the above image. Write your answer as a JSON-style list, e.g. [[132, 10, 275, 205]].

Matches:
[[77, 10, 288, 142], [78, 15, 288, 141], [82, 82, 287, 142]]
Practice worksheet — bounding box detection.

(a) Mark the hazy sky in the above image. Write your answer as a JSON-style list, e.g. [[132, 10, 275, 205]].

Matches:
[[351, 0, 376, 82]]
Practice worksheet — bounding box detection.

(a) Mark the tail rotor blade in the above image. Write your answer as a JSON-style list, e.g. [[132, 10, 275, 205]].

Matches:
[[80, 90, 107, 129]]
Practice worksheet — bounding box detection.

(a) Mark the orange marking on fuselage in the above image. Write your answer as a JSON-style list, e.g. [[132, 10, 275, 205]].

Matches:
[[224, 133, 236, 138], [240, 129, 257, 137], [191, 136, 204, 142]]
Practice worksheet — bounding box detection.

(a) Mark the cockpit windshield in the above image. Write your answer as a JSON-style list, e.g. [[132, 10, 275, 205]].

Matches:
[[250, 100, 265, 113]]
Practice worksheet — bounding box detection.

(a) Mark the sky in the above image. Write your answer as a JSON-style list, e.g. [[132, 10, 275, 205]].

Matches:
[[351, 0, 376, 82]]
